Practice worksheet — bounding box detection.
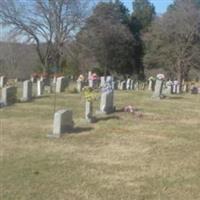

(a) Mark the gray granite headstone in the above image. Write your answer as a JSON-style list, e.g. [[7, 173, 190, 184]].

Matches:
[[1, 86, 17, 106], [56, 76, 67, 93], [77, 80, 84, 92], [85, 101, 94, 123], [48, 109, 74, 138], [100, 82, 115, 114], [120, 81, 126, 90], [152, 79, 164, 99]]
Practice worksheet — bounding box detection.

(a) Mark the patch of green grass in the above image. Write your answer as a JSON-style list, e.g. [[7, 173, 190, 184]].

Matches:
[[0, 90, 200, 200]]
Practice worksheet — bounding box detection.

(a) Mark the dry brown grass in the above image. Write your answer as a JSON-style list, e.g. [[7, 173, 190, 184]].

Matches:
[[0, 90, 200, 200]]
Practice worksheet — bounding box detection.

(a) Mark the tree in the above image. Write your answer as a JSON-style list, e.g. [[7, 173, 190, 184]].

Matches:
[[0, 0, 95, 72], [130, 0, 155, 79], [144, 0, 200, 88], [77, 1, 136, 76]]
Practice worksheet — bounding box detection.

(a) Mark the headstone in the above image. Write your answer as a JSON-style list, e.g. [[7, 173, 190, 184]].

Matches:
[[152, 74, 165, 99], [126, 78, 131, 90], [198, 87, 200, 94], [100, 76, 106, 87], [1, 86, 17, 106], [77, 80, 84, 92], [0, 76, 6, 88], [130, 80, 134, 90], [148, 77, 155, 91], [134, 81, 139, 91], [56, 76, 67, 93], [191, 86, 198, 94], [183, 84, 189, 93], [37, 80, 44, 96], [85, 101, 94, 123], [173, 80, 179, 94], [21, 80, 32, 101], [53, 76, 57, 85], [48, 109, 74, 138], [100, 81, 115, 114], [165, 80, 173, 95], [119, 81, 126, 90]]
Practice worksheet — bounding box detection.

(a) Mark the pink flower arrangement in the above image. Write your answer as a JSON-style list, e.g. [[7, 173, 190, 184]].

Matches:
[[156, 74, 165, 80]]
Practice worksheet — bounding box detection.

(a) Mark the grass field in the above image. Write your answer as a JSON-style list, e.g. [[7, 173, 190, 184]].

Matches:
[[1, 90, 200, 200]]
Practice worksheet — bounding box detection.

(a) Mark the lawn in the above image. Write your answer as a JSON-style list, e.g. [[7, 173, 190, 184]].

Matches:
[[0, 90, 200, 200]]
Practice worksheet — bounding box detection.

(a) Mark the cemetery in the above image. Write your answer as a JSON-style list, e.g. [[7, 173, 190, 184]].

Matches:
[[0, 73, 200, 200], [0, 0, 200, 199]]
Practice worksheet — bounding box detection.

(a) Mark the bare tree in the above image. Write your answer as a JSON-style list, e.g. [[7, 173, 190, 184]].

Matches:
[[144, 0, 200, 86], [0, 0, 98, 72]]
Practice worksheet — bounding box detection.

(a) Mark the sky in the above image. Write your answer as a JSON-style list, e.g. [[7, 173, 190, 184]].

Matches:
[[122, 0, 174, 14]]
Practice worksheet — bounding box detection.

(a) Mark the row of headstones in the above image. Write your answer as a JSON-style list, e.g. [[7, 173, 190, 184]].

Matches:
[[0, 76, 68, 107], [152, 78, 200, 99], [77, 77, 144, 92], [148, 79, 200, 95], [49, 80, 115, 138]]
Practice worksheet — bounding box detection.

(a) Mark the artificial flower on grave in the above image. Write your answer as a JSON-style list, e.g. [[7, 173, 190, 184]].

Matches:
[[82, 86, 98, 102], [156, 74, 165, 80]]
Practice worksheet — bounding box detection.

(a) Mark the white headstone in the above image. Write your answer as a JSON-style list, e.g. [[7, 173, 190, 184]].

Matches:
[[126, 79, 131, 90], [0, 76, 6, 88], [22, 80, 32, 101], [100, 76, 106, 87], [37, 80, 43, 96]]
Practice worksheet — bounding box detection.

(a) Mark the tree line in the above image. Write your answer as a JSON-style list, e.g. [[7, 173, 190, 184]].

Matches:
[[0, 0, 200, 83]]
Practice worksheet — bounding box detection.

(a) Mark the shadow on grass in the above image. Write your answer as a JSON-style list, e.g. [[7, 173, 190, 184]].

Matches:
[[115, 108, 143, 113], [96, 115, 120, 122], [168, 96, 184, 100], [71, 127, 94, 134]]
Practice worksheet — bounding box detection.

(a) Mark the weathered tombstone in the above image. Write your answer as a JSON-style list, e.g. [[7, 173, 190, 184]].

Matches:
[[173, 80, 179, 94], [148, 77, 155, 91], [126, 78, 131, 90], [56, 76, 66, 93], [183, 84, 189, 93], [21, 80, 32, 101], [37, 80, 44, 97], [77, 80, 83, 92], [165, 80, 173, 95], [53, 76, 57, 85], [100, 76, 106, 87], [48, 109, 74, 138], [152, 74, 165, 99], [134, 81, 139, 91], [100, 81, 115, 114], [0, 76, 6, 88], [198, 87, 200, 94], [88, 79, 93, 88], [120, 81, 126, 90], [30, 75, 35, 83], [130, 80, 134, 90], [1, 86, 17, 106], [191, 86, 198, 94], [85, 101, 94, 123]]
